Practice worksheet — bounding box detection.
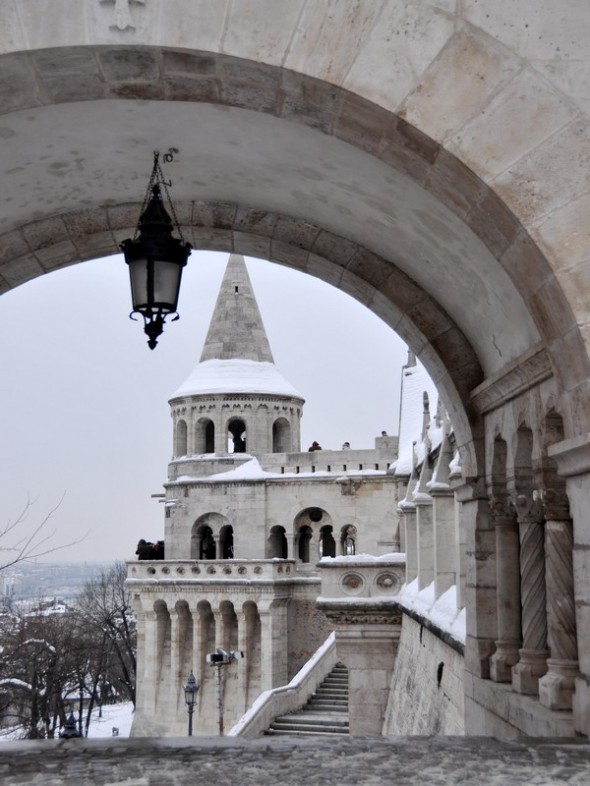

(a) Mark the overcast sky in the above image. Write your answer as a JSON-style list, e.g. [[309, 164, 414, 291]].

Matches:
[[0, 251, 408, 565]]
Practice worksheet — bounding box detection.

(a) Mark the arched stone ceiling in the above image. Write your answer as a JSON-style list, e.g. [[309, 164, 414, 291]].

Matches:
[[0, 24, 588, 464]]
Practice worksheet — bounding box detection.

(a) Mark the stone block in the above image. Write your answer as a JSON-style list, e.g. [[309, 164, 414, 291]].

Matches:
[[343, 1, 455, 113], [223, 0, 304, 65], [400, 29, 520, 142], [450, 68, 575, 180]]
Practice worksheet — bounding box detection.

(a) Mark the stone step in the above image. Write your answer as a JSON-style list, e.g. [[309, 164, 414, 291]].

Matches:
[[265, 662, 350, 737], [264, 728, 348, 737], [267, 721, 349, 735]]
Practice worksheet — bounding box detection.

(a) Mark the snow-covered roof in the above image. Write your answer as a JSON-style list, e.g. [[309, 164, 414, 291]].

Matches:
[[170, 358, 304, 401]]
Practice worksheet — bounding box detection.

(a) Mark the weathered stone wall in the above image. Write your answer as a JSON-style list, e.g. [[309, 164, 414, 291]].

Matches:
[[2, 736, 590, 786], [287, 584, 332, 679], [383, 613, 464, 735]]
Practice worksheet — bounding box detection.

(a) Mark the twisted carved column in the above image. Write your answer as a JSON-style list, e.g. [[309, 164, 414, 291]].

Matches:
[[512, 492, 549, 695], [538, 488, 579, 709], [489, 496, 522, 683]]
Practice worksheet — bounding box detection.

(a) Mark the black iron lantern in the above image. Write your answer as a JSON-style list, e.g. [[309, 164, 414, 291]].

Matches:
[[120, 151, 192, 350], [183, 670, 199, 736]]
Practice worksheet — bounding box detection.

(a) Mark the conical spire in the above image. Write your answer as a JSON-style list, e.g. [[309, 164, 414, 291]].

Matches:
[[200, 254, 274, 363]]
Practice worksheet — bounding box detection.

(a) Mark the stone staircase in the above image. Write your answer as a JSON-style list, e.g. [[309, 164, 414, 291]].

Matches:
[[264, 663, 349, 736]]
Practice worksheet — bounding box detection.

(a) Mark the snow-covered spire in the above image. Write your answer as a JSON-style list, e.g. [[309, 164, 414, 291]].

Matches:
[[200, 254, 274, 363]]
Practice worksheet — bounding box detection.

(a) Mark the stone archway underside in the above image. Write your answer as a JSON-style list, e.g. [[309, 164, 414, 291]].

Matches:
[[0, 45, 588, 471]]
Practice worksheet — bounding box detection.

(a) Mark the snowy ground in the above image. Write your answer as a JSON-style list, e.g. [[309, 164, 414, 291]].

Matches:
[[85, 701, 134, 738], [0, 701, 134, 740]]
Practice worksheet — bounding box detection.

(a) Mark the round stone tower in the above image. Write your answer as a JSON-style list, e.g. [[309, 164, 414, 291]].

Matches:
[[167, 254, 305, 482]]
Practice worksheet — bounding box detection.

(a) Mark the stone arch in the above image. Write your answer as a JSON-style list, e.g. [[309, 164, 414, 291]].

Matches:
[[272, 417, 291, 453], [191, 512, 230, 559], [195, 417, 215, 454], [294, 507, 332, 562], [175, 419, 188, 457], [6, 42, 590, 477], [227, 418, 247, 454]]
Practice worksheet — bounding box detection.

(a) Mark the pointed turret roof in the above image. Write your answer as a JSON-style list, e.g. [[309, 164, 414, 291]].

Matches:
[[200, 254, 274, 363], [170, 255, 303, 401]]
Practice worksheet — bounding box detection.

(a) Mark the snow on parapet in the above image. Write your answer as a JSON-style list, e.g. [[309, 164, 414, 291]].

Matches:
[[170, 358, 303, 400], [396, 579, 466, 643], [394, 358, 442, 476]]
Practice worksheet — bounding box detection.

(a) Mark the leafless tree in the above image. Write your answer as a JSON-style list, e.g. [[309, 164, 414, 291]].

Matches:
[[76, 561, 137, 708]]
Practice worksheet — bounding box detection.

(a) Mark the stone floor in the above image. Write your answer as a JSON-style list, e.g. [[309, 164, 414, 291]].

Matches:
[[1, 736, 590, 785]]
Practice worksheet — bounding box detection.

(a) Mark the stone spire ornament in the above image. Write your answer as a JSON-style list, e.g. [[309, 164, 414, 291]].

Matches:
[[200, 254, 274, 363]]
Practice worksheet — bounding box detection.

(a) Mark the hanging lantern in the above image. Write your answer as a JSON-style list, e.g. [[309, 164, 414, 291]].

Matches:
[[120, 151, 192, 349]]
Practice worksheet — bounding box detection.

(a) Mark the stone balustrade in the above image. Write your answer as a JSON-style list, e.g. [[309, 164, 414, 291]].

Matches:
[[127, 559, 297, 583]]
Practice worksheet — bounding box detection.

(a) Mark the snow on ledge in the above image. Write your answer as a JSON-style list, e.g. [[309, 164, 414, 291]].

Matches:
[[319, 552, 406, 565], [396, 579, 465, 644]]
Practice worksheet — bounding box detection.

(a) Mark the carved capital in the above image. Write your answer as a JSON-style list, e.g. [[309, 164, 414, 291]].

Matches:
[[511, 491, 544, 524], [538, 487, 571, 522], [489, 495, 516, 522]]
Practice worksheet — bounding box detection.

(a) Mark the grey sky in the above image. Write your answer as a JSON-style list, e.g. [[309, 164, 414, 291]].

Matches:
[[0, 251, 407, 564]]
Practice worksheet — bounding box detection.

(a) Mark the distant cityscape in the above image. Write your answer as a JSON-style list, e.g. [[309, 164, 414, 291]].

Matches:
[[0, 561, 114, 603]]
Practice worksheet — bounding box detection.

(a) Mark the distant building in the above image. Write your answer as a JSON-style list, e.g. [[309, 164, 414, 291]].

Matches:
[[128, 255, 400, 736]]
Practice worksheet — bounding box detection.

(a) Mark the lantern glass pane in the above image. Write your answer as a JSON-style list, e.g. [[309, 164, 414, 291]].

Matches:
[[153, 260, 182, 308], [128, 258, 149, 310]]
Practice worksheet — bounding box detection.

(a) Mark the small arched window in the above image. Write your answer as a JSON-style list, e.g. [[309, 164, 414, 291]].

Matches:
[[228, 419, 247, 453], [341, 525, 357, 556], [319, 524, 336, 558], [267, 526, 288, 559], [220, 525, 234, 559], [298, 525, 312, 563], [272, 418, 291, 453], [176, 419, 188, 456], [195, 418, 215, 454]]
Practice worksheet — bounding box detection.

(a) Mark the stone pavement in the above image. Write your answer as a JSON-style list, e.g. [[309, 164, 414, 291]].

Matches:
[[0, 736, 589, 785]]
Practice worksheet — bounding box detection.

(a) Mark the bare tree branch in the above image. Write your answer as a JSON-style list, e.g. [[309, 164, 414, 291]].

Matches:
[[0, 495, 87, 572]]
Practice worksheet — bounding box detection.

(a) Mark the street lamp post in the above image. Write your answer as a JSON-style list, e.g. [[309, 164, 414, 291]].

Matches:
[[183, 671, 199, 736], [206, 649, 244, 736]]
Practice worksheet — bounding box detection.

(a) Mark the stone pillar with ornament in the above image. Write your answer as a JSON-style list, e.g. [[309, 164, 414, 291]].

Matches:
[[489, 496, 522, 683], [511, 492, 549, 695], [537, 487, 579, 710]]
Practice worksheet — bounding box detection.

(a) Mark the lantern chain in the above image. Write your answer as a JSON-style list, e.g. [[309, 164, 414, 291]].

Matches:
[[133, 149, 187, 245]]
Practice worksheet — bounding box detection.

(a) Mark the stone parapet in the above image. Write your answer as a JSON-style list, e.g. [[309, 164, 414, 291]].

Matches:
[[128, 559, 297, 584], [317, 556, 406, 601]]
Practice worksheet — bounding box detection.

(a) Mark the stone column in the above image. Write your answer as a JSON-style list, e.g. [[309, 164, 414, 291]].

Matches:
[[489, 497, 522, 683], [511, 492, 549, 695], [415, 494, 434, 590], [258, 599, 289, 690], [136, 609, 158, 720], [456, 481, 497, 680], [168, 607, 182, 714], [399, 502, 417, 584], [235, 610, 248, 715], [538, 488, 579, 710], [431, 488, 456, 599]]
